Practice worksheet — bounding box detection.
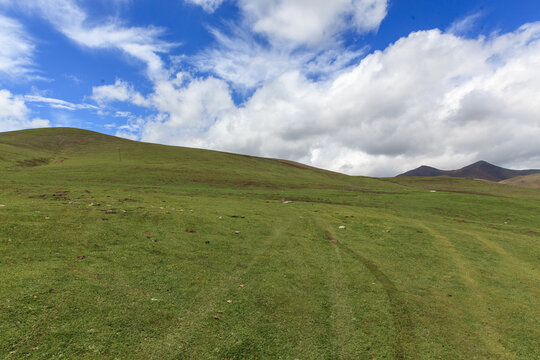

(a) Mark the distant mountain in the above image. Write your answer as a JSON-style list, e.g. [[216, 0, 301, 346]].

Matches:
[[397, 161, 540, 182]]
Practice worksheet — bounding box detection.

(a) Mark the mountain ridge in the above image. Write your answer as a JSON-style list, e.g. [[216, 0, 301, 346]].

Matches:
[[397, 160, 540, 182]]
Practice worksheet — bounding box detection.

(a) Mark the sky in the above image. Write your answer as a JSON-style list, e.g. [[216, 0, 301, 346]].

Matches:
[[1, 0, 540, 176]]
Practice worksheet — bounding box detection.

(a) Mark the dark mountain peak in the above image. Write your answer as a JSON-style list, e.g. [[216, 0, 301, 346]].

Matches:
[[398, 160, 540, 182], [469, 160, 490, 166], [397, 165, 443, 177], [462, 160, 498, 169]]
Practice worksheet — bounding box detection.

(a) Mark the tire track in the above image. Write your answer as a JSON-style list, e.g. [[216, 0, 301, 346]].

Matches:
[[325, 230, 414, 360], [169, 215, 295, 357], [416, 223, 512, 358]]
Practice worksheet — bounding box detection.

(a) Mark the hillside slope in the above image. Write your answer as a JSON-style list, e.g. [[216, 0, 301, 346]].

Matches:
[[501, 173, 540, 188], [398, 160, 540, 181], [1, 128, 539, 359], [0, 127, 394, 191]]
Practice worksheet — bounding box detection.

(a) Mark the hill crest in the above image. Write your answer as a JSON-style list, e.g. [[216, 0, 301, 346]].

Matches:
[[0, 127, 398, 191]]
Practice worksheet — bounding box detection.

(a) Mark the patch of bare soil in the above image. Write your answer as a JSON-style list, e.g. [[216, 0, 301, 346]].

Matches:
[[324, 230, 339, 243], [17, 158, 51, 167]]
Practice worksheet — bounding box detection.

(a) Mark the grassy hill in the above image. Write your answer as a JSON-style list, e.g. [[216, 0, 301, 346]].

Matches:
[[501, 173, 540, 189], [1, 128, 539, 359]]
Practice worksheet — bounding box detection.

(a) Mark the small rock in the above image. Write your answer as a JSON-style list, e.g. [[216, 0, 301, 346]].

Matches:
[[239, 285, 244, 288], [234, 231, 241, 235], [227, 300, 233, 304], [213, 315, 220, 320], [339, 226, 346, 229], [77, 255, 86, 260], [218, 216, 223, 219], [430, 190, 437, 193], [44, 216, 50, 220]]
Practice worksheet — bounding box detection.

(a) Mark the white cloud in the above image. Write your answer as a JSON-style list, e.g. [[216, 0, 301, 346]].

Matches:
[[0, 89, 50, 131], [119, 23, 540, 176], [185, 0, 387, 45], [184, 0, 225, 13], [65, 74, 81, 83], [66, 24, 173, 81], [5, 0, 174, 81], [237, 0, 387, 45], [24, 95, 99, 111], [447, 12, 483, 36], [91, 79, 148, 107], [192, 27, 365, 90], [140, 75, 233, 143], [351, 0, 388, 33], [0, 14, 34, 78]]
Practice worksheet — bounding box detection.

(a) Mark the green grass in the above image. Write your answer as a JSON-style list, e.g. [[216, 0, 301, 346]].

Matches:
[[501, 174, 540, 189], [1, 128, 539, 359]]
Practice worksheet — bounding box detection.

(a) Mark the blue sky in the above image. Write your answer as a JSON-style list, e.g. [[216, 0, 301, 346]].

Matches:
[[1, 0, 540, 176]]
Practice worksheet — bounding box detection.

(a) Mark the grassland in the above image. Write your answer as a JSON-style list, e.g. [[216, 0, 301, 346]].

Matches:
[[1, 128, 539, 359], [501, 174, 540, 189]]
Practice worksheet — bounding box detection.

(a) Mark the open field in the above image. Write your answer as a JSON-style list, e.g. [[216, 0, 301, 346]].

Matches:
[[1, 128, 539, 359]]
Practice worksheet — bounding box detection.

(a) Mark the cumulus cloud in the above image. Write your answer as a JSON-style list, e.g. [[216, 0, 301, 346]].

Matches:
[[0, 90, 50, 131], [184, 0, 387, 46], [0, 14, 34, 78], [141, 75, 234, 142], [238, 0, 387, 45], [118, 23, 540, 176], [91, 79, 148, 107]]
